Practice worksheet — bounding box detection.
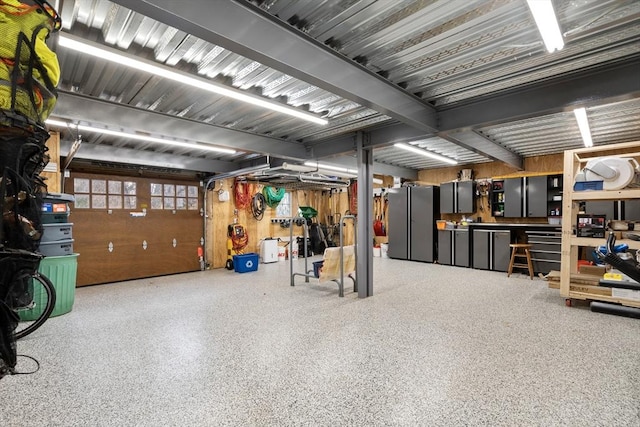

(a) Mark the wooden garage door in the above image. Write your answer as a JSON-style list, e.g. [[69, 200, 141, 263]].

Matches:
[[64, 173, 203, 286]]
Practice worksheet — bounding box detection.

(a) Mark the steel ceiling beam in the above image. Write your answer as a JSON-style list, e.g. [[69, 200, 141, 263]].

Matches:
[[438, 58, 640, 131], [60, 141, 238, 173], [109, 0, 438, 133], [53, 92, 307, 160], [443, 130, 522, 170]]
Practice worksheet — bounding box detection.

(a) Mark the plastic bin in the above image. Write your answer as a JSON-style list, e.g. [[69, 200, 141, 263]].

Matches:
[[20, 253, 78, 320], [42, 211, 70, 224], [41, 223, 73, 242], [312, 260, 324, 278], [39, 239, 74, 256], [233, 253, 259, 273]]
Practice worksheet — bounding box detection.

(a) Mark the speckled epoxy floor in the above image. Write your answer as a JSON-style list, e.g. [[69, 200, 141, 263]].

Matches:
[[1, 257, 639, 426]]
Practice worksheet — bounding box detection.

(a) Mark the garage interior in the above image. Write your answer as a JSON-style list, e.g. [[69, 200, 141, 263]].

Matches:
[[2, 0, 640, 425]]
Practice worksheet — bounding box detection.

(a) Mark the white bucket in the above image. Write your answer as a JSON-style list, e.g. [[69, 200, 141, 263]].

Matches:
[[278, 246, 286, 261], [373, 246, 381, 257], [380, 243, 389, 258]]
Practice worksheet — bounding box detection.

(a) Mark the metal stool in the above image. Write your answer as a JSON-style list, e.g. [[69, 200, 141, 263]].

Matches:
[[507, 243, 534, 279]]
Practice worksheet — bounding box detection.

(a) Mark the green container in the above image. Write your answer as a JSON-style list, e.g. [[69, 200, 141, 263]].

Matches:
[[20, 253, 78, 320], [298, 206, 317, 219]]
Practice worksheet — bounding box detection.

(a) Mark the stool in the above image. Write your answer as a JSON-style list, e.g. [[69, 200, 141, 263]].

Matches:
[[507, 243, 534, 279]]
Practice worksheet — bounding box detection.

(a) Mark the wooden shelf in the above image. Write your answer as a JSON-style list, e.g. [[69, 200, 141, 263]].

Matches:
[[571, 236, 640, 251], [567, 291, 640, 308], [570, 188, 640, 201], [560, 141, 640, 307]]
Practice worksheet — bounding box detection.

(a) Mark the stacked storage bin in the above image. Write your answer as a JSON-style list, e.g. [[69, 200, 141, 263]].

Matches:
[[38, 193, 78, 317]]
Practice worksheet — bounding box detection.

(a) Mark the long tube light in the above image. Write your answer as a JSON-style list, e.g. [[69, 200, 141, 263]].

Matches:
[[57, 33, 329, 126], [45, 119, 237, 154], [394, 143, 458, 165], [526, 0, 564, 53], [573, 107, 593, 148]]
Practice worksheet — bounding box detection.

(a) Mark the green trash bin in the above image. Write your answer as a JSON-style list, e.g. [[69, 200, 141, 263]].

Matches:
[[20, 253, 79, 320]]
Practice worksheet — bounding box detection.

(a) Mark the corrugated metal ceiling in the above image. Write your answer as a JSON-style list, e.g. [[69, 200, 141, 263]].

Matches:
[[50, 0, 640, 173]]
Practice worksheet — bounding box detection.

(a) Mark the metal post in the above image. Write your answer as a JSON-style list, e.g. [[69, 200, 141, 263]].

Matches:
[[290, 215, 315, 286], [356, 131, 374, 298]]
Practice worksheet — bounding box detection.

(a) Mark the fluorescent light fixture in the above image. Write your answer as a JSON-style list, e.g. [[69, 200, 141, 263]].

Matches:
[[573, 107, 593, 148], [57, 33, 328, 126], [526, 0, 564, 53], [394, 143, 458, 165], [45, 119, 237, 154], [304, 161, 358, 175]]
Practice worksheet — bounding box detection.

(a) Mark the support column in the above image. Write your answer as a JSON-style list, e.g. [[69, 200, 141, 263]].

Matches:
[[356, 131, 374, 298]]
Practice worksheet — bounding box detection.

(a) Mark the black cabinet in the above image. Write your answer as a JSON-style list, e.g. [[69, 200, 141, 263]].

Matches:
[[440, 181, 475, 214], [546, 174, 563, 218], [388, 186, 439, 262], [491, 180, 505, 217]]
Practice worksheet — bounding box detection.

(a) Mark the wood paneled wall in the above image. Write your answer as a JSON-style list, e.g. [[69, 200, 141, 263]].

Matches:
[[418, 153, 564, 223], [205, 180, 354, 269], [41, 131, 60, 193]]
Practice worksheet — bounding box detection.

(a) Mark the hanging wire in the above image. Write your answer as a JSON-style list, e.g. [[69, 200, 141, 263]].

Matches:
[[233, 178, 251, 209], [251, 192, 266, 221], [262, 186, 285, 208]]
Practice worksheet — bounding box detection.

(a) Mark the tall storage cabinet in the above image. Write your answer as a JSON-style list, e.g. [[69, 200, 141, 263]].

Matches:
[[388, 186, 440, 262], [560, 141, 640, 308]]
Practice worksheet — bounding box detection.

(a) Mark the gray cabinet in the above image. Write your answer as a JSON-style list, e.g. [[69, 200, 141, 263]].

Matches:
[[472, 230, 491, 269], [504, 176, 553, 218], [439, 181, 475, 214], [493, 231, 511, 271], [438, 230, 452, 265], [504, 178, 523, 217], [472, 229, 510, 271], [584, 200, 617, 221], [625, 200, 640, 220], [454, 230, 469, 267], [387, 188, 409, 259], [388, 186, 439, 262], [457, 181, 475, 214], [526, 176, 548, 217], [440, 182, 455, 214]]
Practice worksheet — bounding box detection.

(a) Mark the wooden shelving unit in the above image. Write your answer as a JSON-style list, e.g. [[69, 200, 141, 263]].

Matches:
[[560, 141, 640, 308]]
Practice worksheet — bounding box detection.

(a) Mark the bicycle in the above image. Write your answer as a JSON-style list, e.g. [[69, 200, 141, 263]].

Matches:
[[0, 248, 57, 338], [0, 247, 56, 378]]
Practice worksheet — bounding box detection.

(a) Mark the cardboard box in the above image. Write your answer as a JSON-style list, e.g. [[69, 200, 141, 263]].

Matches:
[[374, 236, 388, 245], [578, 264, 607, 277]]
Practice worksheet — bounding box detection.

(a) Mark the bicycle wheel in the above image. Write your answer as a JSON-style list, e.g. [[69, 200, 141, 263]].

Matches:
[[13, 273, 56, 340]]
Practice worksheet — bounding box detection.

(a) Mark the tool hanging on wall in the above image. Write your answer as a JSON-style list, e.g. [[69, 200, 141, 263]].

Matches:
[[225, 223, 248, 270], [348, 180, 357, 216], [233, 178, 251, 209], [476, 179, 491, 212]]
